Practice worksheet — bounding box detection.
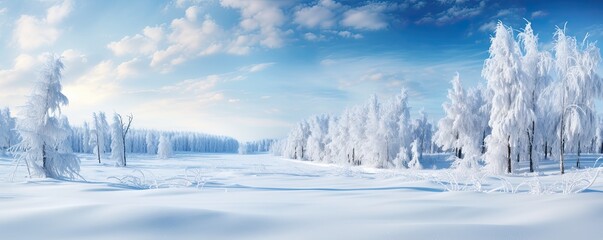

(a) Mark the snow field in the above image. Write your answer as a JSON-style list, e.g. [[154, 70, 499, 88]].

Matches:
[[1, 153, 602, 240]]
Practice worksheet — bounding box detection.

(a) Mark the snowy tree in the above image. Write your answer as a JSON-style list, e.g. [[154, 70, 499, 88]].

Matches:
[[483, 22, 529, 174], [434, 73, 465, 160], [14, 54, 80, 179], [518, 21, 553, 172], [157, 134, 173, 159], [408, 139, 423, 169], [91, 112, 110, 163], [305, 114, 330, 162], [0, 108, 17, 151], [412, 110, 432, 161], [111, 113, 133, 167], [435, 74, 489, 170], [146, 131, 157, 154], [553, 25, 601, 172], [361, 95, 384, 167], [81, 122, 91, 153], [284, 120, 309, 160], [392, 89, 412, 169]]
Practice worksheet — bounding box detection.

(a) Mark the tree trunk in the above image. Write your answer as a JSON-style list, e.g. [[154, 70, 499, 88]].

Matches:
[[96, 133, 101, 164], [529, 122, 534, 172], [481, 130, 486, 154], [544, 141, 548, 159], [42, 144, 48, 178], [122, 135, 127, 166], [560, 137, 565, 175], [507, 136, 512, 174], [576, 141, 580, 168]]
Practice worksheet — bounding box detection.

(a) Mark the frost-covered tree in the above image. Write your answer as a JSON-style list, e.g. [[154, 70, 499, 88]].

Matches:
[[276, 89, 415, 169], [361, 95, 385, 167], [0, 108, 17, 151], [111, 113, 133, 167], [596, 116, 603, 153], [392, 89, 413, 168], [435, 74, 489, 170], [14, 54, 80, 179], [408, 139, 423, 169], [81, 122, 91, 153], [157, 134, 173, 159], [284, 120, 309, 160], [553, 25, 601, 172], [91, 112, 110, 163], [483, 22, 530, 174], [146, 131, 157, 154], [518, 21, 553, 172], [434, 73, 465, 160], [412, 110, 432, 161], [305, 114, 330, 162]]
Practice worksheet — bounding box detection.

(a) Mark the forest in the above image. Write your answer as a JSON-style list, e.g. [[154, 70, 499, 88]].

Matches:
[[274, 21, 602, 175]]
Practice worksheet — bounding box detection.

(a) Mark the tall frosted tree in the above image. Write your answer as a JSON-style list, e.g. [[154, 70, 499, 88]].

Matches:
[[483, 22, 529, 174], [91, 112, 110, 163], [518, 21, 553, 172], [553, 26, 602, 172], [81, 122, 91, 154], [392, 89, 412, 168], [157, 134, 173, 159], [14, 54, 80, 179], [111, 113, 133, 167], [146, 131, 157, 154], [435, 74, 489, 170], [435, 73, 465, 160], [0, 108, 17, 151]]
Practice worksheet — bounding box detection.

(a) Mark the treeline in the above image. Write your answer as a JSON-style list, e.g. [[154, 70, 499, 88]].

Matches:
[[238, 139, 276, 154], [272, 90, 434, 169], [67, 124, 240, 155]]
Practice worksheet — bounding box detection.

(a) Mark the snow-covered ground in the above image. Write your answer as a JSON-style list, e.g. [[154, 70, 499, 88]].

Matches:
[[1, 153, 602, 240]]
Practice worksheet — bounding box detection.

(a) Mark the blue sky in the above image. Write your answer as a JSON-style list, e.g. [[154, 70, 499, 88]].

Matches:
[[0, 0, 602, 141]]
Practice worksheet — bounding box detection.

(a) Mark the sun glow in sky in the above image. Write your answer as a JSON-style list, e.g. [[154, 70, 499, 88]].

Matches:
[[0, 0, 601, 141]]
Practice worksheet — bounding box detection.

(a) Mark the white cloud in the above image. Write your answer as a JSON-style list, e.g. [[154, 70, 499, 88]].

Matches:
[[220, 0, 286, 49], [305, 32, 318, 41], [531, 10, 547, 18], [46, 0, 73, 24], [341, 3, 389, 30], [294, 0, 340, 29], [416, 1, 485, 25], [185, 5, 199, 21], [108, 26, 164, 56], [117, 58, 144, 79], [0, 8, 7, 15], [227, 35, 253, 55], [150, 14, 223, 71], [164, 75, 221, 93], [13, 0, 72, 50], [320, 59, 336, 66], [479, 21, 496, 32], [61, 49, 87, 64], [228, 98, 240, 103], [14, 15, 60, 51], [63, 60, 122, 107], [247, 62, 275, 73], [337, 31, 363, 39]]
